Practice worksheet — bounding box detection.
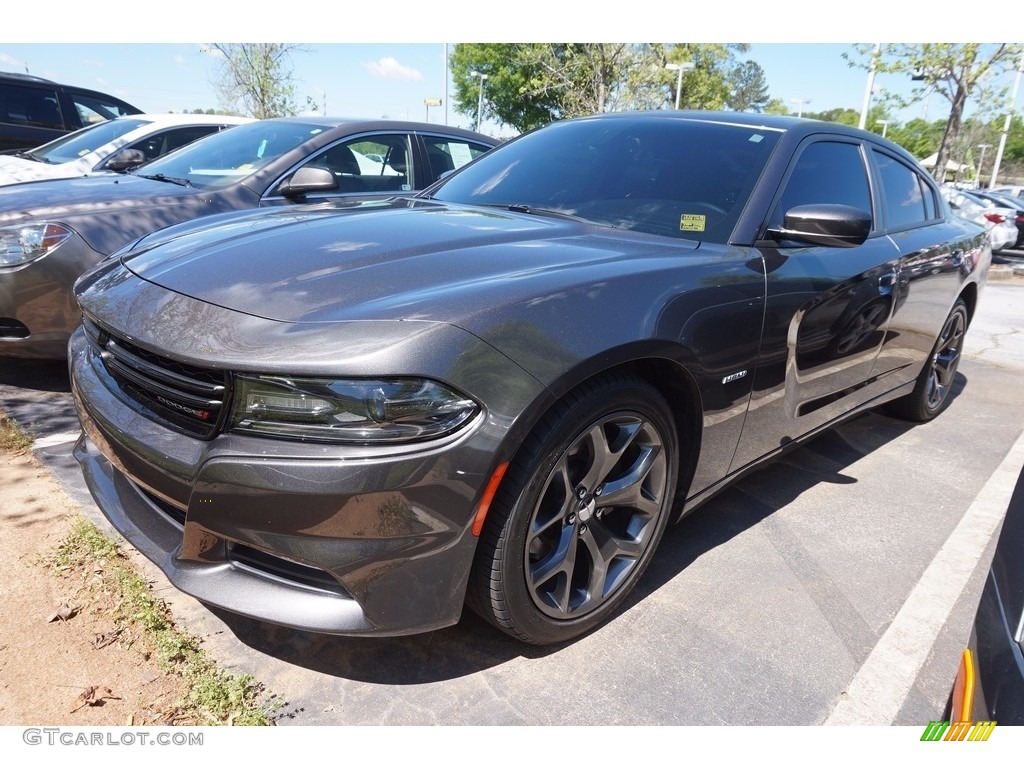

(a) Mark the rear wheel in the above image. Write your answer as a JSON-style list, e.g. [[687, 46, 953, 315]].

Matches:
[[467, 374, 678, 645], [888, 298, 968, 422]]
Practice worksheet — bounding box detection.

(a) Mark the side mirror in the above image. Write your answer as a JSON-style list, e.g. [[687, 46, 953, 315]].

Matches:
[[279, 166, 338, 198], [104, 148, 146, 172], [767, 204, 871, 248]]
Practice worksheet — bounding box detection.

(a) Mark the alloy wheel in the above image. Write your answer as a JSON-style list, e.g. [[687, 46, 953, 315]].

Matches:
[[524, 413, 668, 620]]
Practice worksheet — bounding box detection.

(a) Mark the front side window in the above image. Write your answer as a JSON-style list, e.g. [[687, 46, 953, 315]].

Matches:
[[284, 134, 413, 194], [124, 125, 224, 163], [0, 84, 63, 129], [771, 140, 872, 229]]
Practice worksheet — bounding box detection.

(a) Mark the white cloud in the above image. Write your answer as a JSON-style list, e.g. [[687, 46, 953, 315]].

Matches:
[[0, 52, 25, 70], [363, 57, 423, 82]]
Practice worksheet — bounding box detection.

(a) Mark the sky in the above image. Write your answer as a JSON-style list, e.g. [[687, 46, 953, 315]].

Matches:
[[1, 3, 1011, 137], [2, 42, 1002, 137]]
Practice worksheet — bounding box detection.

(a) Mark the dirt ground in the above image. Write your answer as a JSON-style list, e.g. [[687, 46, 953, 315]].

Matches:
[[0, 448, 190, 725]]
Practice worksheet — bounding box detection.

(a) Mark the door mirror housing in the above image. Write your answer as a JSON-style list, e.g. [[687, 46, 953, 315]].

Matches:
[[768, 204, 872, 248], [279, 166, 338, 198], [104, 148, 146, 172]]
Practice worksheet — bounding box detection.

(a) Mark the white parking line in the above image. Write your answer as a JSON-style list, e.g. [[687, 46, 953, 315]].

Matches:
[[32, 430, 82, 450], [826, 427, 1024, 725]]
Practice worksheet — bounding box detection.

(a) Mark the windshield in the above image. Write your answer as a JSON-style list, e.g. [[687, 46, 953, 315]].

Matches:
[[135, 120, 327, 190], [431, 117, 782, 243], [32, 118, 151, 164]]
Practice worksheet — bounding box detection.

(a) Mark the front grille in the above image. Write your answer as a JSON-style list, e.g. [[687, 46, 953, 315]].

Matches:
[[84, 316, 229, 439]]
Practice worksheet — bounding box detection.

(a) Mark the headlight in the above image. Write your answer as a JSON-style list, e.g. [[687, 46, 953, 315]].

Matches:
[[229, 376, 479, 443], [0, 223, 73, 267]]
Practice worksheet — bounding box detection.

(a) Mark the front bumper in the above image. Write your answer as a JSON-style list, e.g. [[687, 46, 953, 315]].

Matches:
[[69, 324, 532, 636]]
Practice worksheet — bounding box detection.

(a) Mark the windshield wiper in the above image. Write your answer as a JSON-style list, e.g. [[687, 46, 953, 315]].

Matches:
[[14, 150, 51, 164], [136, 173, 191, 188], [503, 203, 587, 223]]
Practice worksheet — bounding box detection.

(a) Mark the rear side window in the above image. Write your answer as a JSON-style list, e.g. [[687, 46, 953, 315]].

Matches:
[[422, 135, 490, 181], [72, 92, 137, 125], [872, 150, 929, 230], [0, 84, 63, 129], [772, 140, 872, 228]]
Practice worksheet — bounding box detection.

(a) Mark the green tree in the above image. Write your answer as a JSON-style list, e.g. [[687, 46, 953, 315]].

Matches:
[[449, 43, 758, 133], [847, 44, 1023, 181], [725, 60, 770, 112], [887, 118, 946, 159], [763, 97, 790, 116], [211, 43, 304, 119]]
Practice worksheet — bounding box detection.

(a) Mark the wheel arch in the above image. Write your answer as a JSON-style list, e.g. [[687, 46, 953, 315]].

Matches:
[[958, 280, 978, 326], [493, 343, 705, 522]]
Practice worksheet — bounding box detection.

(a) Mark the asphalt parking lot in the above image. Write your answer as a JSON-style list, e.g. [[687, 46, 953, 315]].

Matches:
[[2, 265, 1022, 726]]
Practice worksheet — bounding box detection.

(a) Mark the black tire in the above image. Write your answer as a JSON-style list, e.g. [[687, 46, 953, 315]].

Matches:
[[888, 298, 968, 422], [467, 374, 678, 645]]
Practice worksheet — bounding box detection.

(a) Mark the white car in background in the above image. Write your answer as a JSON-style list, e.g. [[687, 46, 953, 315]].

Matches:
[[941, 186, 1017, 253], [0, 113, 251, 186]]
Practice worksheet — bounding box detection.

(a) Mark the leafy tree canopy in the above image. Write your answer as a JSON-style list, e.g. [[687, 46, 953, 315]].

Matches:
[[449, 43, 759, 133]]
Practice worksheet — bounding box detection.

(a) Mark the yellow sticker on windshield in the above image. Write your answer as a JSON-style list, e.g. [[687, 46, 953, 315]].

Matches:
[[680, 214, 706, 232]]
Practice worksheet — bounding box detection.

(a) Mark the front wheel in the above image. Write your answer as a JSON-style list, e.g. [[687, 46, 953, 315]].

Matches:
[[467, 374, 678, 645], [888, 298, 968, 422]]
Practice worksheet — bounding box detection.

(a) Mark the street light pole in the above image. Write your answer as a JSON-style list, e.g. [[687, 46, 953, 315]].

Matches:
[[990, 52, 1024, 188], [790, 98, 811, 118], [858, 43, 881, 130], [664, 62, 694, 110], [976, 143, 991, 187], [876, 119, 890, 138], [470, 70, 488, 132]]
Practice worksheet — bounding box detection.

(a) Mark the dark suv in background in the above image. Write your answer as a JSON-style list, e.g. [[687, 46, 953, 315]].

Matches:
[[0, 72, 141, 153]]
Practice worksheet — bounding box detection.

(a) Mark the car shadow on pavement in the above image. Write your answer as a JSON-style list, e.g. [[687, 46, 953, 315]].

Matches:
[[0, 358, 71, 393], [0, 358, 79, 438], [207, 374, 968, 685]]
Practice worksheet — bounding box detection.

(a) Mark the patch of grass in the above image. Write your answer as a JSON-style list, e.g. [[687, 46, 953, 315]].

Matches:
[[0, 413, 33, 453], [48, 517, 278, 725]]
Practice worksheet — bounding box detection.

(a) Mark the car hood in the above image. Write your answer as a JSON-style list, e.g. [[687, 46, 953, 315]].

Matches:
[[0, 173, 195, 222], [121, 199, 698, 325], [0, 154, 91, 185]]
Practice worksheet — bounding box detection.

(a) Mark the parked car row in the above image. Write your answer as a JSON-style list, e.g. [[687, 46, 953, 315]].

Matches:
[[0, 117, 496, 357], [940, 186, 1018, 252], [57, 111, 991, 644], [0, 113, 252, 185]]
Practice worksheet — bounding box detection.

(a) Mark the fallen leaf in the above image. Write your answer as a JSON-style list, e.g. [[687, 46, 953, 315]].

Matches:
[[70, 686, 121, 713]]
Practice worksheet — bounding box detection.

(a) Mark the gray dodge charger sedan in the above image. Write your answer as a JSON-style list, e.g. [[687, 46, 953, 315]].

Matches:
[[69, 112, 990, 644]]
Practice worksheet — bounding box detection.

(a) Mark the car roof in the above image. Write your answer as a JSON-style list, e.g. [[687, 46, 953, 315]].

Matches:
[[0, 71, 57, 85], [566, 110, 922, 164], [111, 113, 253, 127], [258, 116, 495, 142]]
